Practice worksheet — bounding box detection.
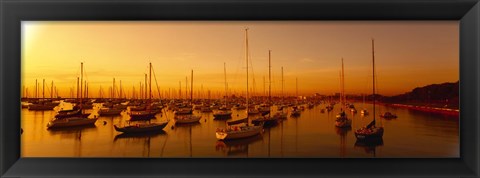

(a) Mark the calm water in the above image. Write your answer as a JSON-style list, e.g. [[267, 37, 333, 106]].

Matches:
[[21, 102, 459, 158]]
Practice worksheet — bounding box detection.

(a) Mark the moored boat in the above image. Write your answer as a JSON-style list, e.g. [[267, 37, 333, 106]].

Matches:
[[355, 39, 385, 141], [213, 110, 232, 119], [334, 58, 352, 128], [47, 116, 97, 129], [99, 107, 123, 116], [335, 111, 352, 128], [290, 106, 301, 117], [29, 103, 56, 111], [114, 121, 169, 133], [215, 123, 263, 140], [360, 109, 369, 115], [216, 28, 264, 141], [380, 112, 397, 119], [175, 115, 202, 124], [55, 106, 83, 119], [47, 62, 95, 129]]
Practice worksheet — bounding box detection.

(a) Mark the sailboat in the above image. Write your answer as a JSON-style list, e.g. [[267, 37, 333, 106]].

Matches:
[[47, 62, 97, 129], [290, 77, 302, 117], [252, 50, 284, 126], [213, 63, 233, 119], [128, 63, 158, 121], [175, 70, 202, 124], [99, 78, 123, 116], [355, 39, 384, 141], [215, 28, 263, 140], [29, 80, 57, 111], [115, 62, 169, 133], [335, 58, 352, 128]]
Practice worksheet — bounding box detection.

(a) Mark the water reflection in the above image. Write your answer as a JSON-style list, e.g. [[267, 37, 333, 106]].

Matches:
[[215, 134, 263, 157], [21, 102, 459, 158], [354, 139, 384, 157], [335, 127, 352, 157], [47, 125, 98, 157]]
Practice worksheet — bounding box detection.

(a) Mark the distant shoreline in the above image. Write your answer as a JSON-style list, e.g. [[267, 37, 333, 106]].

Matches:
[[381, 103, 459, 116]]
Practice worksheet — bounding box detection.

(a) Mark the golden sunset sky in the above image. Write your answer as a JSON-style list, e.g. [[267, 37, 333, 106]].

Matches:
[[21, 21, 458, 98]]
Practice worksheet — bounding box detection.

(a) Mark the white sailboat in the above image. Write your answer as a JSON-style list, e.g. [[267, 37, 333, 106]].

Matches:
[[252, 50, 285, 126], [47, 62, 97, 129], [216, 28, 263, 140], [335, 58, 352, 128], [213, 63, 233, 119], [175, 70, 202, 124]]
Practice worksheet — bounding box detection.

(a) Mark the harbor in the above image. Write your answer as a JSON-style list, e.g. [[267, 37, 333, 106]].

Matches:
[[21, 21, 459, 158], [21, 99, 459, 158]]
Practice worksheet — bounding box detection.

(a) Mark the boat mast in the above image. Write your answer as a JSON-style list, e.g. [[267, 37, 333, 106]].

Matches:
[[80, 62, 83, 109], [372, 39, 376, 122], [42, 79, 45, 100], [190, 69, 193, 104], [120, 80, 122, 99], [224, 62, 227, 107], [281, 67, 284, 101], [342, 58, 345, 110], [296, 78, 298, 99], [35, 79, 37, 98], [51, 81, 53, 100], [185, 77, 188, 100], [245, 28, 249, 110], [113, 78, 115, 99], [145, 73, 147, 100], [150, 63, 152, 103], [269, 50, 271, 105]]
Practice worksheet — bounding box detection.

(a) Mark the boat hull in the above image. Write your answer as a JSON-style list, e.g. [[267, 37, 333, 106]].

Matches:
[[175, 116, 202, 124], [55, 109, 84, 119], [213, 113, 232, 119], [47, 117, 97, 129], [216, 126, 263, 140], [114, 122, 168, 133], [129, 111, 156, 120], [355, 127, 384, 141], [99, 109, 123, 116], [29, 104, 56, 111]]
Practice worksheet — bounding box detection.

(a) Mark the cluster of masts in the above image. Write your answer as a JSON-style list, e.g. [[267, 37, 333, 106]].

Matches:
[[22, 28, 391, 143], [22, 73, 302, 101]]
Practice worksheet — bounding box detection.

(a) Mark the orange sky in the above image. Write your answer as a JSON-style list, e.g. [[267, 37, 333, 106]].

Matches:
[[21, 21, 459, 98]]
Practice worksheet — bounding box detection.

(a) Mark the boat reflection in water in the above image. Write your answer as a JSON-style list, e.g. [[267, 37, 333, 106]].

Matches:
[[47, 124, 98, 135], [114, 130, 166, 141], [47, 125, 98, 157], [215, 134, 263, 157], [335, 126, 352, 157], [354, 139, 384, 157], [21, 101, 459, 157]]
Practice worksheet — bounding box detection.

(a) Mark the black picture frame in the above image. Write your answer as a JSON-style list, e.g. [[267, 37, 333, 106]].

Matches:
[[1, 0, 478, 177]]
